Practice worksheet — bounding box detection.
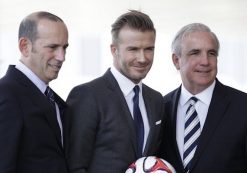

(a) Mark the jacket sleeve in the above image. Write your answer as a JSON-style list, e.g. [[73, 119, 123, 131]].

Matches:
[[65, 86, 99, 173], [0, 89, 23, 173]]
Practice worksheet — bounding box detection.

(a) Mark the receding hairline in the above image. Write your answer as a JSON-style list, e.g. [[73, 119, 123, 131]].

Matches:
[[24, 11, 64, 23], [18, 11, 66, 43]]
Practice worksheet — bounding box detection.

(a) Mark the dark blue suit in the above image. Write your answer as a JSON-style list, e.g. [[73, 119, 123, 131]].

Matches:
[[159, 79, 247, 173], [65, 69, 165, 173], [0, 65, 68, 173]]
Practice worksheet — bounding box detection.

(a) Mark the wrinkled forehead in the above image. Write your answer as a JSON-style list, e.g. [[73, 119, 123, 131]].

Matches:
[[181, 31, 218, 48]]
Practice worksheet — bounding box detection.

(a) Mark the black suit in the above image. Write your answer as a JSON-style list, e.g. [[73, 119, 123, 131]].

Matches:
[[0, 65, 68, 173], [159, 79, 247, 173], [65, 69, 165, 173]]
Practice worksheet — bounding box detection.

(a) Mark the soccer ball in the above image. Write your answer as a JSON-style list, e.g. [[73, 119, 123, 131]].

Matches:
[[125, 156, 176, 173]]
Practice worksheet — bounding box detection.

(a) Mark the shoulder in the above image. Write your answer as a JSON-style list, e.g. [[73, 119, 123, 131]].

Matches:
[[0, 74, 20, 98], [68, 75, 106, 94], [142, 84, 161, 96], [215, 80, 247, 100], [66, 73, 115, 106], [223, 84, 247, 101], [163, 87, 180, 103], [67, 69, 120, 97], [142, 84, 163, 100]]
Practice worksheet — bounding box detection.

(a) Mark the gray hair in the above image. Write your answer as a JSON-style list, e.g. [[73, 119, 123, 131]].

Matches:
[[171, 23, 220, 56]]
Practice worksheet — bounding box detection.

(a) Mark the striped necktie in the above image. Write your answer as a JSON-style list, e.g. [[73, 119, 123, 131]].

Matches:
[[183, 97, 200, 172]]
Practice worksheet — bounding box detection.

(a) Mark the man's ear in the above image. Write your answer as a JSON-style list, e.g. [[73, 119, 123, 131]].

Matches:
[[19, 37, 31, 57], [172, 53, 180, 70], [110, 44, 118, 58]]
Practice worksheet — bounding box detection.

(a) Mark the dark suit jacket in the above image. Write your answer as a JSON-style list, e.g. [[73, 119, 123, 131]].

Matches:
[[0, 65, 68, 173], [65, 69, 165, 173], [159, 79, 247, 173]]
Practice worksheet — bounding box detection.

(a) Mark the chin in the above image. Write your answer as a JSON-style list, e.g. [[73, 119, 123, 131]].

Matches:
[[133, 77, 145, 84], [50, 74, 58, 81]]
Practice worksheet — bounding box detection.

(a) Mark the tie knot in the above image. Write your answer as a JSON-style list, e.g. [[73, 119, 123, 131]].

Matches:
[[190, 96, 198, 105], [45, 86, 55, 102], [133, 85, 140, 95]]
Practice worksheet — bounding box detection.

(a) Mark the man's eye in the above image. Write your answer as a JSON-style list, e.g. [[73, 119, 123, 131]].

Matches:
[[146, 47, 154, 51], [46, 45, 58, 50], [190, 51, 198, 55], [128, 48, 137, 51], [48, 46, 57, 49], [209, 51, 217, 56]]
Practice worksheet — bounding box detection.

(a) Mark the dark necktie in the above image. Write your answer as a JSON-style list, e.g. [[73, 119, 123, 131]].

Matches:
[[45, 86, 56, 108], [44, 86, 63, 145], [183, 97, 200, 172], [133, 85, 144, 158]]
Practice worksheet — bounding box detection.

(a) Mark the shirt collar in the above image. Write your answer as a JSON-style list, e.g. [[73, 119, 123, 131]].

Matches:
[[15, 60, 47, 94], [110, 66, 142, 96], [180, 80, 216, 106]]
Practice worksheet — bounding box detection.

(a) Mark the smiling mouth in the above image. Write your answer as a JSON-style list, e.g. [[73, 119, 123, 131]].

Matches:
[[133, 64, 149, 69], [133, 66, 148, 72], [196, 70, 210, 73], [49, 64, 62, 71]]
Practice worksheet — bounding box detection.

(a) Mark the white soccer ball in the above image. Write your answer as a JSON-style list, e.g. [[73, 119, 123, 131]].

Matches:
[[125, 156, 176, 173]]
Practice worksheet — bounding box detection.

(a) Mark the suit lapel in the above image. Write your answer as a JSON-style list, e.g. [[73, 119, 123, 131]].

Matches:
[[142, 85, 153, 155], [103, 69, 138, 156], [142, 85, 161, 156], [171, 87, 186, 171], [8, 66, 63, 148], [190, 80, 230, 171], [30, 88, 63, 148]]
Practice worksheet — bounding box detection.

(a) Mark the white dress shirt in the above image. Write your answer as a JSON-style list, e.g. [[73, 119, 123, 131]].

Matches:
[[176, 80, 216, 159], [110, 66, 149, 152]]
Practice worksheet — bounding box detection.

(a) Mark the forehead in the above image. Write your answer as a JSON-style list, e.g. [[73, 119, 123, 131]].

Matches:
[[117, 26, 155, 44], [181, 31, 217, 51], [36, 19, 68, 39]]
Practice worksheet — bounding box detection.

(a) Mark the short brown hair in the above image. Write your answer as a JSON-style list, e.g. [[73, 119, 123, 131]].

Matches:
[[111, 10, 156, 44]]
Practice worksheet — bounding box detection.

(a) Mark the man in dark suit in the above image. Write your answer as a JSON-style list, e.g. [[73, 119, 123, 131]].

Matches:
[[65, 10, 164, 173], [159, 23, 247, 173], [0, 11, 69, 173]]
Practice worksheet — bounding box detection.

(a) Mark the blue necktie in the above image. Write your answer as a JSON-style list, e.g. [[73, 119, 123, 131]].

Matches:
[[133, 85, 144, 158], [183, 97, 200, 172]]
